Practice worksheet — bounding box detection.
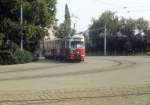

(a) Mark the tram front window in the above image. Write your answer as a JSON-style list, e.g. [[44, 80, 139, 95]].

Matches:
[[71, 41, 84, 49]]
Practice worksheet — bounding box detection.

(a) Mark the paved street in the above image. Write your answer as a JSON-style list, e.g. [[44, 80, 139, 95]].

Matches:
[[0, 56, 150, 105]]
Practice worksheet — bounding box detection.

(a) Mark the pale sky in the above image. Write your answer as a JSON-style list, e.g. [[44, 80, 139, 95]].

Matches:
[[56, 0, 150, 32]]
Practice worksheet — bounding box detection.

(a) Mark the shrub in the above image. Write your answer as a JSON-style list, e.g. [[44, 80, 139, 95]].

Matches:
[[0, 49, 33, 65], [0, 56, 3, 64], [14, 49, 33, 63], [0, 51, 16, 65]]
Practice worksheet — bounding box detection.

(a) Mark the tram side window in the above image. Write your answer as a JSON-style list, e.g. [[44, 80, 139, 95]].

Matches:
[[50, 41, 52, 49], [52, 41, 55, 49], [62, 40, 65, 48], [51, 41, 53, 49], [47, 41, 49, 49], [45, 41, 48, 49], [55, 40, 58, 49], [65, 41, 67, 48], [66, 41, 69, 48], [64, 40, 69, 48]]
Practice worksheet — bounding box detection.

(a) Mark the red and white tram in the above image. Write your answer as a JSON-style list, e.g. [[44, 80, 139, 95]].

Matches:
[[43, 34, 85, 61]]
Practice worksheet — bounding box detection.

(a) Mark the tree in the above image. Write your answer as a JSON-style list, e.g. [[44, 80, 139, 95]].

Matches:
[[55, 4, 73, 38], [55, 23, 66, 38], [64, 4, 71, 36], [89, 11, 120, 53], [88, 10, 150, 55], [133, 18, 149, 52], [0, 0, 56, 53]]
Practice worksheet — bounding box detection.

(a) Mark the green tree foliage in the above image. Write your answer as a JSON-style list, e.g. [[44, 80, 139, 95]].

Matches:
[[0, 0, 56, 53], [55, 23, 66, 38], [0, 0, 56, 64], [13, 49, 33, 63], [64, 4, 71, 36], [55, 4, 75, 38], [89, 11, 120, 53], [88, 11, 150, 55]]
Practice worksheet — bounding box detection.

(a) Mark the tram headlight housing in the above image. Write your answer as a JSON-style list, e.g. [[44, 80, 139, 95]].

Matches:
[[70, 50, 73, 54], [76, 51, 80, 54]]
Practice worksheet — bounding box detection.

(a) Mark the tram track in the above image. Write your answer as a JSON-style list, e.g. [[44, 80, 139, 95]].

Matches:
[[0, 57, 150, 104], [0, 85, 150, 104], [0, 63, 73, 74], [0, 58, 137, 82]]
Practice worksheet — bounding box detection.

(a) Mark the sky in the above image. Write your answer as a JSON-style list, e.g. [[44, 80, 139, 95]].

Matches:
[[56, 0, 150, 32]]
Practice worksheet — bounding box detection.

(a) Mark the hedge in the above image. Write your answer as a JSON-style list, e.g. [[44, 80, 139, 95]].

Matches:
[[0, 49, 33, 65]]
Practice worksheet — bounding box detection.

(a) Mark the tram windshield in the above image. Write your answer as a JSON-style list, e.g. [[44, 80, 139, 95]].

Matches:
[[71, 41, 84, 48]]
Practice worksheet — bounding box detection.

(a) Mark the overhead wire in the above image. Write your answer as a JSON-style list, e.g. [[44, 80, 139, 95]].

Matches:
[[94, 0, 150, 13]]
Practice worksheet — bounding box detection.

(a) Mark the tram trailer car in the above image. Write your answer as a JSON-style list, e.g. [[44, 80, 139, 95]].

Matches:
[[43, 34, 85, 61]]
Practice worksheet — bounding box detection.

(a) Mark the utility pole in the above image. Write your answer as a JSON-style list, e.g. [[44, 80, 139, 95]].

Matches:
[[86, 25, 107, 56], [104, 24, 107, 56], [73, 23, 76, 30], [20, 0, 23, 51], [71, 13, 79, 35]]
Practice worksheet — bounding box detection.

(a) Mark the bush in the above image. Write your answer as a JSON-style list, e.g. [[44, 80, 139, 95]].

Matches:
[[14, 49, 33, 63], [0, 49, 33, 65], [0, 51, 16, 65], [0, 56, 3, 64]]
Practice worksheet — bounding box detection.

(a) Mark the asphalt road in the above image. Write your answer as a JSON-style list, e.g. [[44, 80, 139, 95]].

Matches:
[[0, 56, 150, 105]]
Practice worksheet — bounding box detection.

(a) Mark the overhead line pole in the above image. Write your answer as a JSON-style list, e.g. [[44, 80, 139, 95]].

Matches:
[[20, 0, 23, 51], [84, 25, 107, 56], [104, 24, 107, 56], [92, 25, 107, 56]]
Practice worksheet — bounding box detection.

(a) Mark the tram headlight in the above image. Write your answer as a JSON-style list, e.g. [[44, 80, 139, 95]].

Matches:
[[76, 51, 80, 54]]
